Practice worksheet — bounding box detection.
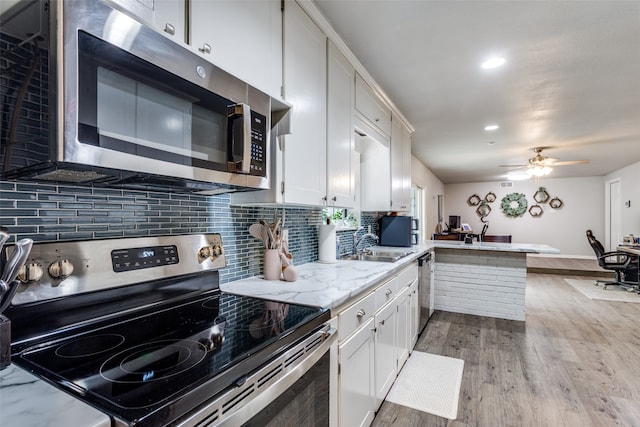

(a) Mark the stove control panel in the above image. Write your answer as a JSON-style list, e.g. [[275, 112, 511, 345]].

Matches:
[[6, 233, 226, 305], [111, 245, 179, 272]]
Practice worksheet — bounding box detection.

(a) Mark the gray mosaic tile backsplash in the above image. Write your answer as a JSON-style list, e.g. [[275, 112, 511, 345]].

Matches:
[[0, 181, 323, 284]]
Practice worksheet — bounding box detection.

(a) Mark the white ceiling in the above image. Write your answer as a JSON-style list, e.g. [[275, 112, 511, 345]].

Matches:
[[313, 0, 640, 184]]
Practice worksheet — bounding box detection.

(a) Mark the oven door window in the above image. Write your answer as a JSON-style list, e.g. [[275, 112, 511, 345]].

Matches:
[[77, 30, 230, 172], [242, 352, 330, 427]]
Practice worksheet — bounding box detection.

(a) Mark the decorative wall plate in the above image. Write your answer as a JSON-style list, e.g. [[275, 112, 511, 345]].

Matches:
[[529, 204, 543, 217], [484, 192, 496, 203], [467, 194, 482, 206], [533, 187, 550, 204], [549, 197, 564, 209], [501, 193, 528, 217], [476, 201, 491, 220]]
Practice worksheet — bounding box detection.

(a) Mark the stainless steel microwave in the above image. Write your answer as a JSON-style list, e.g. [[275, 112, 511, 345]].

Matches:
[[0, 0, 277, 193]]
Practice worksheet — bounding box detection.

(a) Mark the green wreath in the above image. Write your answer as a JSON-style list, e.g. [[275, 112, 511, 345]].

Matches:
[[501, 193, 528, 217]]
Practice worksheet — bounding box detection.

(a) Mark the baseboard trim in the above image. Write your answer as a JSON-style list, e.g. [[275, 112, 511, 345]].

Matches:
[[527, 267, 613, 278]]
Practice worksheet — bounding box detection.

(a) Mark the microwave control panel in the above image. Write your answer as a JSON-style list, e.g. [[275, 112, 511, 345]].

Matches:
[[249, 111, 267, 176]]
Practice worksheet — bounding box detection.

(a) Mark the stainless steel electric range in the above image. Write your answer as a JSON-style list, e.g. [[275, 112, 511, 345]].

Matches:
[[3, 234, 334, 426]]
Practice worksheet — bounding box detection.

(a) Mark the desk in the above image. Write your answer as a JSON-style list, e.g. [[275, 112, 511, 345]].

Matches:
[[433, 233, 479, 241], [617, 245, 640, 283]]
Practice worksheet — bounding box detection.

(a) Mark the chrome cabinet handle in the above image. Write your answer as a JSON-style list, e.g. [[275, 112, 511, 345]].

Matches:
[[385, 289, 392, 296], [199, 43, 212, 54], [164, 23, 175, 35], [356, 309, 366, 318]]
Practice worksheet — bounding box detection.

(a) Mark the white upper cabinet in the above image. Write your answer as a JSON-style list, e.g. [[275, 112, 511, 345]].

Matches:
[[189, 0, 282, 98], [390, 113, 412, 211], [280, 0, 327, 206], [232, 0, 327, 206], [359, 133, 391, 212], [326, 40, 355, 209], [355, 73, 392, 138], [108, 0, 186, 42]]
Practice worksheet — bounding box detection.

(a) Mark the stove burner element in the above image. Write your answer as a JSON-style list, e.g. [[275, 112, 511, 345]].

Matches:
[[100, 339, 207, 384], [55, 334, 125, 358], [201, 297, 218, 310]]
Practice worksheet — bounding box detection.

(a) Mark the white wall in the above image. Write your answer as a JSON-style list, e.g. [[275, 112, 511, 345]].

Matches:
[[605, 160, 640, 238], [444, 177, 605, 256], [411, 155, 445, 237]]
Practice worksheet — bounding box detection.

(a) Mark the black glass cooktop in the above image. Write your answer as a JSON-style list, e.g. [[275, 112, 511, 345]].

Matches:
[[14, 290, 329, 426]]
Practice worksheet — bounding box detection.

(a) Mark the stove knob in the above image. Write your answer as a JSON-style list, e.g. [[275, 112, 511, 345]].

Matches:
[[198, 245, 224, 262], [211, 244, 223, 257], [48, 259, 74, 279], [16, 262, 44, 283]]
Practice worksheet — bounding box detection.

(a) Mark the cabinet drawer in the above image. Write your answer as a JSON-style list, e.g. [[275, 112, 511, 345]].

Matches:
[[396, 264, 418, 288], [339, 291, 376, 341], [355, 74, 391, 136], [374, 276, 398, 311]]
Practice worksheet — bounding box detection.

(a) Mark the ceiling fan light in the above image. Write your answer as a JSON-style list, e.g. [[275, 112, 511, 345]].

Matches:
[[527, 165, 552, 177]]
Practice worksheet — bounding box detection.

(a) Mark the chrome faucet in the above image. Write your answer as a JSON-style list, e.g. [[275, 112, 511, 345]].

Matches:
[[353, 227, 379, 254]]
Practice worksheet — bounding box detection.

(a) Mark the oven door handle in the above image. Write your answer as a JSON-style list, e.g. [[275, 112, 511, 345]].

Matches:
[[178, 324, 337, 427]]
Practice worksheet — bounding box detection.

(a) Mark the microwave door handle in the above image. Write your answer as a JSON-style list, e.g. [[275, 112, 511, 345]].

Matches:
[[227, 103, 252, 174], [239, 103, 251, 174]]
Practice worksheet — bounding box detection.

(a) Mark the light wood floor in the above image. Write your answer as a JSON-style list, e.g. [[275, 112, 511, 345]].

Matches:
[[374, 273, 640, 427]]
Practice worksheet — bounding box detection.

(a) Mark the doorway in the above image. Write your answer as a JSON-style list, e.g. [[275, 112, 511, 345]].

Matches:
[[605, 178, 622, 251], [411, 185, 425, 241]]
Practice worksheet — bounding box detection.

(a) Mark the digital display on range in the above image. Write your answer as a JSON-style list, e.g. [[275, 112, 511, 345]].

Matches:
[[138, 249, 156, 259], [111, 245, 178, 272]]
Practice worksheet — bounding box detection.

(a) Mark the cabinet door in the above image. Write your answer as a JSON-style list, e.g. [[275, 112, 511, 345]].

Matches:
[[110, 0, 185, 42], [401, 123, 412, 208], [281, 1, 327, 206], [190, 0, 282, 97], [326, 40, 355, 209], [374, 300, 397, 407], [390, 113, 411, 211], [339, 318, 375, 427], [396, 289, 411, 371], [355, 73, 391, 137], [359, 137, 391, 212], [409, 279, 419, 349]]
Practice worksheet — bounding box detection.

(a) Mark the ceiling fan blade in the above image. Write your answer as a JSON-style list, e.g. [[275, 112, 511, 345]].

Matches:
[[499, 164, 527, 168], [552, 160, 590, 166], [538, 157, 558, 165]]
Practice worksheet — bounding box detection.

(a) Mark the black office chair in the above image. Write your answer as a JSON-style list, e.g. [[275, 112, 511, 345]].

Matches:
[[479, 223, 489, 241], [586, 230, 638, 291]]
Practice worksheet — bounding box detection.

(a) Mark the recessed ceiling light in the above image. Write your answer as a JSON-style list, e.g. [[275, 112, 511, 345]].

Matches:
[[487, 141, 495, 145], [484, 125, 499, 131], [481, 57, 506, 69]]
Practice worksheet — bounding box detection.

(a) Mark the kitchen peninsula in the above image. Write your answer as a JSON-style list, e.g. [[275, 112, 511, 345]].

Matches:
[[223, 240, 559, 321]]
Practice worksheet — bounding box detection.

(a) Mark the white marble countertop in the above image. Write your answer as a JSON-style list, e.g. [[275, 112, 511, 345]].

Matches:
[[1, 240, 558, 427], [0, 363, 111, 427], [221, 241, 559, 311]]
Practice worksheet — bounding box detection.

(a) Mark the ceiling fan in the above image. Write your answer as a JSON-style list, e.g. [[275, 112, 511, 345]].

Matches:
[[501, 146, 589, 178]]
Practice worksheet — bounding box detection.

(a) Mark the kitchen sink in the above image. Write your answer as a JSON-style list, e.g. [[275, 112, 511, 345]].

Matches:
[[340, 250, 413, 263]]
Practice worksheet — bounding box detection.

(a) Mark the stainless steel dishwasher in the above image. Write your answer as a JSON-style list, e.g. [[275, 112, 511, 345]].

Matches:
[[417, 252, 434, 333]]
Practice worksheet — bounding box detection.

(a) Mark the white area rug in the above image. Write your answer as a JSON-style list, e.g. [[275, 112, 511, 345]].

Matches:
[[564, 279, 640, 303], [385, 351, 464, 420]]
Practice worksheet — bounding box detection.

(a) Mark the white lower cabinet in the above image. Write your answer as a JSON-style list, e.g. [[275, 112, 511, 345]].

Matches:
[[338, 317, 375, 427], [396, 288, 411, 371], [409, 279, 420, 349], [335, 263, 420, 426], [374, 300, 397, 407]]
